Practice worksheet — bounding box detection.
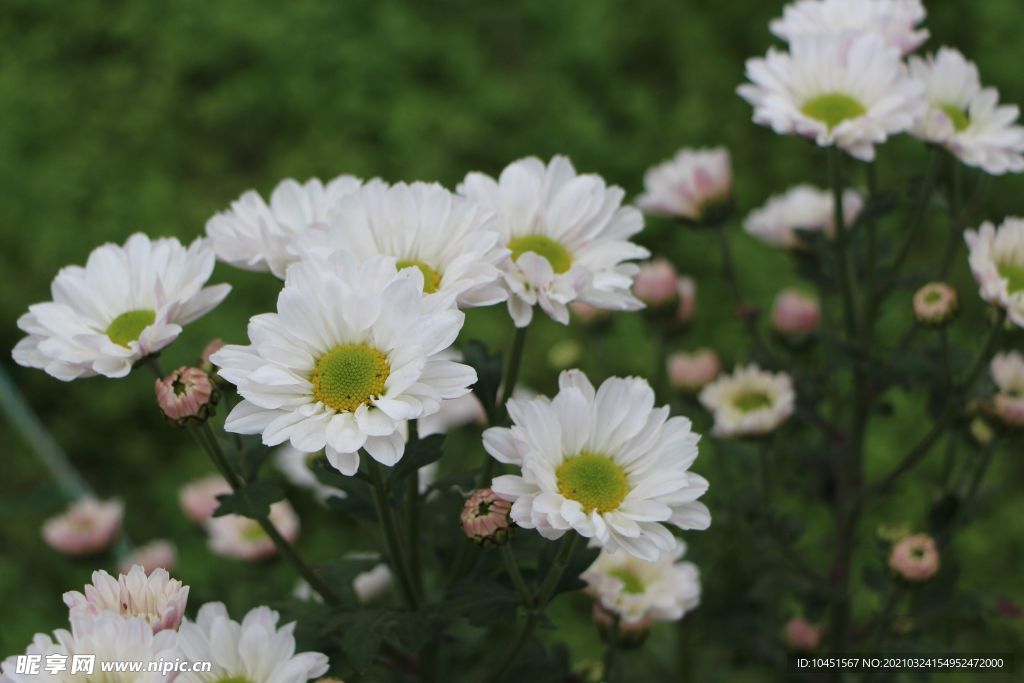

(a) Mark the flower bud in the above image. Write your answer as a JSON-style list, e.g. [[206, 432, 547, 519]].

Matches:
[[889, 533, 940, 582], [994, 393, 1024, 428], [119, 540, 177, 575], [592, 603, 652, 649], [771, 289, 820, 335], [179, 474, 232, 524], [913, 282, 958, 326], [783, 617, 822, 652], [570, 301, 611, 325], [667, 349, 720, 392], [460, 488, 512, 546], [634, 259, 680, 307], [676, 276, 697, 324], [155, 366, 217, 425]]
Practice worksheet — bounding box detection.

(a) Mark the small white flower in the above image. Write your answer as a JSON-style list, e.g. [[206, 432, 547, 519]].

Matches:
[[770, 0, 929, 55], [582, 543, 701, 625], [63, 565, 189, 634], [738, 32, 925, 161], [744, 184, 863, 250], [699, 365, 795, 437], [965, 218, 1024, 327], [636, 147, 733, 223], [206, 501, 300, 561], [206, 175, 363, 278], [459, 155, 649, 327], [353, 563, 394, 604], [13, 234, 230, 381], [990, 351, 1024, 427], [909, 48, 1024, 175], [176, 602, 328, 683], [212, 251, 476, 475], [41, 497, 123, 557], [487, 369, 710, 562], [293, 181, 508, 308]]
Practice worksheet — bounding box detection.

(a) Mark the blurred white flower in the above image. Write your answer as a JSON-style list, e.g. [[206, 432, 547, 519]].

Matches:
[[770, 0, 928, 55], [12, 234, 230, 381], [64, 565, 188, 634], [205, 175, 363, 278], [179, 474, 232, 524], [771, 289, 821, 335], [636, 147, 732, 223], [459, 155, 648, 327], [744, 184, 863, 250], [990, 351, 1024, 427], [353, 563, 394, 604], [738, 32, 925, 161], [667, 349, 720, 392], [487, 369, 710, 561], [206, 501, 300, 561], [119, 540, 177, 575], [41, 497, 123, 557], [909, 47, 1024, 175], [912, 282, 958, 326], [965, 217, 1024, 328], [275, 447, 343, 504], [699, 365, 795, 437]]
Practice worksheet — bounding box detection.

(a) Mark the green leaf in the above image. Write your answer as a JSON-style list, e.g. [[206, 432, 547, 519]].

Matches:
[[390, 434, 445, 483], [434, 579, 519, 627], [335, 608, 432, 671], [212, 480, 284, 519], [311, 457, 377, 521], [463, 340, 503, 418], [539, 538, 599, 597], [317, 555, 386, 605]]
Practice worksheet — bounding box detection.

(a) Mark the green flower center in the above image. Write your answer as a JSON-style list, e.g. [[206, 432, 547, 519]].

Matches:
[[923, 289, 944, 304], [556, 452, 628, 513], [733, 390, 773, 413], [940, 103, 970, 132], [242, 521, 268, 542], [998, 262, 1024, 294], [311, 344, 390, 413], [508, 235, 573, 274], [609, 569, 645, 594], [801, 93, 866, 129], [396, 259, 443, 294], [106, 309, 156, 347]]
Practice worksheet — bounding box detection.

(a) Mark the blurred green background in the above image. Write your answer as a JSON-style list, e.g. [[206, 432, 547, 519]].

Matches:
[[3, 0, 1024, 679]]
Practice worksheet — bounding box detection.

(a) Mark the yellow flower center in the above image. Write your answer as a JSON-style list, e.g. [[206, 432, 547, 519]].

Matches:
[[733, 390, 773, 413], [396, 259, 443, 294], [241, 521, 268, 542], [998, 262, 1024, 294], [556, 452, 628, 513], [106, 309, 156, 347], [802, 93, 866, 129], [311, 344, 390, 412], [609, 568, 645, 594], [508, 235, 573, 274], [940, 103, 970, 132]]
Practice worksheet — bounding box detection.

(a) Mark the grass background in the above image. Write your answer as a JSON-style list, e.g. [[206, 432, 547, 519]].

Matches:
[[2, 0, 1024, 679]]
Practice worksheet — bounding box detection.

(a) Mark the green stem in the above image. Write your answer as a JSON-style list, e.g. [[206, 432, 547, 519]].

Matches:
[[404, 422, 425, 596], [366, 457, 422, 609], [828, 146, 859, 339], [499, 543, 532, 605], [889, 147, 941, 277], [602, 615, 620, 682], [480, 323, 529, 486]]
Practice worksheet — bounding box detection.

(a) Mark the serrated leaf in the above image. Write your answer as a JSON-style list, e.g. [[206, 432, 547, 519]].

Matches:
[[212, 480, 285, 519]]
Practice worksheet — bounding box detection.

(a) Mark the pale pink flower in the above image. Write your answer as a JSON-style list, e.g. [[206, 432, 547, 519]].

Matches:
[[637, 147, 733, 223], [460, 488, 512, 545], [206, 500, 300, 561], [42, 497, 123, 556], [634, 259, 680, 307], [990, 351, 1024, 427], [772, 289, 821, 335], [570, 301, 611, 324], [784, 616, 822, 651], [119, 540, 177, 575], [667, 349, 720, 392], [155, 366, 215, 423], [889, 533, 940, 582], [913, 282, 958, 325], [64, 565, 189, 634], [677, 276, 697, 323], [179, 474, 232, 524]]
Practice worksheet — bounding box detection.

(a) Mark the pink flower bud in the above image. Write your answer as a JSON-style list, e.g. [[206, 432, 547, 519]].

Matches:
[[772, 289, 820, 335], [913, 282, 957, 325], [155, 366, 216, 424], [634, 259, 680, 307], [460, 488, 512, 545], [42, 497, 123, 557], [570, 301, 611, 324], [676, 276, 697, 323], [889, 533, 940, 582], [119, 540, 177, 575], [994, 393, 1024, 427], [783, 617, 822, 651], [667, 349, 720, 392]]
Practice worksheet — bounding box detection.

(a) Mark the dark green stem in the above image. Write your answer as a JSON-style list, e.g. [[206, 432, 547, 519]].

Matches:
[[499, 542, 532, 605], [828, 147, 859, 339], [602, 615, 620, 682], [366, 457, 422, 609], [480, 324, 530, 486], [889, 147, 941, 277]]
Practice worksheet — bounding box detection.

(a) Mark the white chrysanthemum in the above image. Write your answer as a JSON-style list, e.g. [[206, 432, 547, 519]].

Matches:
[[211, 251, 476, 475], [965, 218, 1024, 327], [64, 565, 189, 634], [206, 501, 300, 561], [292, 181, 507, 308], [582, 543, 701, 625], [745, 185, 864, 250], [738, 32, 925, 162], [991, 351, 1024, 427], [41, 497, 123, 557], [909, 48, 1024, 175], [771, 0, 929, 55], [459, 156, 649, 327], [636, 147, 733, 223], [176, 603, 328, 683], [486, 369, 710, 561], [699, 365, 796, 437], [206, 175, 363, 278], [12, 234, 230, 381], [1, 613, 179, 683]]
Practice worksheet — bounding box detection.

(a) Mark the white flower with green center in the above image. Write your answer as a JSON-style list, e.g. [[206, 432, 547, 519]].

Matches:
[[744, 184, 864, 250], [176, 603, 328, 683], [64, 565, 189, 634], [486, 370, 709, 562], [459, 155, 649, 327], [965, 218, 1024, 328], [205, 501, 300, 561], [738, 32, 925, 162], [206, 175, 363, 278], [292, 181, 508, 308], [211, 251, 476, 474], [12, 233, 230, 381], [909, 48, 1024, 176], [582, 543, 701, 625], [699, 364, 795, 438], [770, 0, 929, 55]]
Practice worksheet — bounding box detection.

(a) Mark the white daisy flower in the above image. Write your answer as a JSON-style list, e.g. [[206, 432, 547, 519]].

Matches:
[[211, 251, 476, 475], [206, 501, 300, 561], [12, 234, 230, 381], [459, 155, 649, 327], [41, 497, 123, 557], [770, 0, 929, 55], [744, 184, 864, 250], [292, 181, 507, 308], [738, 32, 925, 162], [582, 542, 701, 625], [636, 147, 733, 224], [991, 351, 1024, 427], [909, 48, 1024, 175], [176, 602, 328, 683], [965, 218, 1024, 327], [486, 369, 710, 562], [63, 565, 189, 634], [699, 364, 796, 437], [206, 175, 363, 278]]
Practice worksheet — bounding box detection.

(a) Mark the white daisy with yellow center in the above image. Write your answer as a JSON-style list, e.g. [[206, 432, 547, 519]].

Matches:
[[770, 0, 929, 55], [486, 370, 709, 562], [459, 155, 649, 327], [292, 181, 507, 308], [206, 175, 363, 278], [966, 218, 1024, 328], [12, 234, 230, 381], [699, 364, 796, 437], [211, 251, 476, 474], [909, 48, 1024, 176], [582, 543, 701, 625], [744, 184, 864, 250], [738, 32, 925, 161]]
